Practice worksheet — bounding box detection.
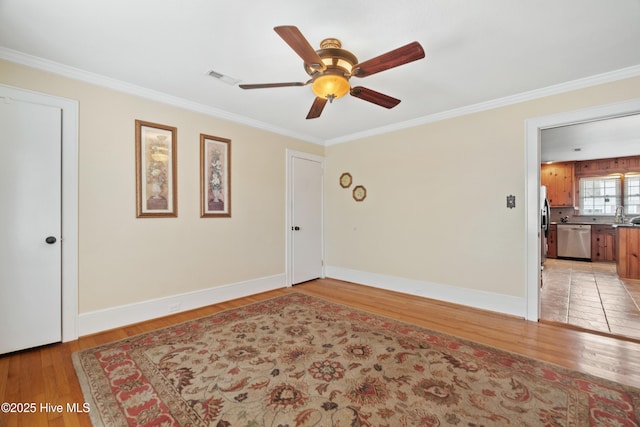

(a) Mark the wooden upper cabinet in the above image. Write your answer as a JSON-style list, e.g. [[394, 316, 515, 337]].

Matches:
[[574, 155, 640, 176], [541, 155, 640, 209], [541, 162, 574, 207], [621, 156, 640, 171]]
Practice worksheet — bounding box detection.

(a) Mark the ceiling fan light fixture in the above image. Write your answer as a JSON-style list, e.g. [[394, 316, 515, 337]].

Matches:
[[311, 72, 350, 101], [240, 26, 426, 118]]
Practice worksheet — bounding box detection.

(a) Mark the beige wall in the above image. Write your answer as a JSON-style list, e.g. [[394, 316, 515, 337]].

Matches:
[[1, 60, 323, 314], [325, 76, 640, 298], [3, 58, 640, 319]]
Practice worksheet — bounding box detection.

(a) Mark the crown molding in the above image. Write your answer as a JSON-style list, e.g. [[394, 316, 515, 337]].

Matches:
[[3, 47, 639, 148], [0, 47, 325, 146], [325, 64, 640, 146]]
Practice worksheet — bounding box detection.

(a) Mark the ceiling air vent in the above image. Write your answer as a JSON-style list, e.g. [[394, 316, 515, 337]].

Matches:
[[207, 70, 240, 85]]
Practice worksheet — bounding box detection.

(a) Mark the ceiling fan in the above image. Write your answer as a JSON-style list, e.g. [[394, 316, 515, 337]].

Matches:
[[239, 26, 426, 119]]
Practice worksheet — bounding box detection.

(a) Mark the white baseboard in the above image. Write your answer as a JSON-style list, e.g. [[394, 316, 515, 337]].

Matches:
[[78, 269, 527, 337], [326, 266, 526, 318], [78, 274, 286, 336]]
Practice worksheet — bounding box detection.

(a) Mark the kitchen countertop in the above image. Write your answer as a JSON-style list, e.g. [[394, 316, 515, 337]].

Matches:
[[550, 221, 640, 227], [550, 221, 613, 225]]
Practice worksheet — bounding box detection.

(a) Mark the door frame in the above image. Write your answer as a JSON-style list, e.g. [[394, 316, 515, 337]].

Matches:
[[1, 84, 79, 342], [525, 98, 640, 321], [285, 149, 325, 286]]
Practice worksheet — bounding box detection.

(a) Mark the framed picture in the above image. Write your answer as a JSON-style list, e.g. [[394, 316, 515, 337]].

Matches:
[[353, 185, 367, 202], [200, 134, 231, 217], [339, 172, 353, 188], [135, 120, 177, 218]]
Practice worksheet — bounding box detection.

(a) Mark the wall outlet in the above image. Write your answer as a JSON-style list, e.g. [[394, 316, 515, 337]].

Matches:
[[168, 303, 181, 313]]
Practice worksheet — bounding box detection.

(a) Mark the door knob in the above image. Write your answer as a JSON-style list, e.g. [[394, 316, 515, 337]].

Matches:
[[45, 236, 57, 244]]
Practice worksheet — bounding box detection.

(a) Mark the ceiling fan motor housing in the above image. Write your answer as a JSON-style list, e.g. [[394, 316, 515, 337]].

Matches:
[[305, 38, 358, 101]]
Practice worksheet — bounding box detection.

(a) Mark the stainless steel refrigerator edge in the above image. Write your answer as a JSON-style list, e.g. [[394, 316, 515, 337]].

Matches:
[[541, 186, 550, 265]]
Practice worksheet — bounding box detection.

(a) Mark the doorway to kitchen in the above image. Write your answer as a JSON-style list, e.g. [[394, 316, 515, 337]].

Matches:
[[539, 115, 640, 341], [525, 99, 640, 342]]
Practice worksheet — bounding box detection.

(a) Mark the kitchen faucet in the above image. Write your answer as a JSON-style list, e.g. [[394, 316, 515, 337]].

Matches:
[[615, 206, 625, 223]]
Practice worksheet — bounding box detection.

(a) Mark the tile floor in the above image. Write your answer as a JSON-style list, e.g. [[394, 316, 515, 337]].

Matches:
[[541, 258, 640, 341]]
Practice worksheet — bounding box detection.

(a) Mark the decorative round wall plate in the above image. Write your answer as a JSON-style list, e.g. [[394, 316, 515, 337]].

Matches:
[[352, 185, 367, 202], [339, 172, 352, 188]]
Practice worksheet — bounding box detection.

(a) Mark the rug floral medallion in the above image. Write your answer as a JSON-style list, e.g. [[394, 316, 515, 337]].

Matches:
[[73, 293, 640, 426]]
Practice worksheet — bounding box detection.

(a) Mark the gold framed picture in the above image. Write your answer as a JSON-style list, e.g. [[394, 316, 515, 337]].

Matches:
[[135, 120, 177, 218], [200, 134, 231, 217], [353, 185, 367, 202], [339, 172, 353, 188]]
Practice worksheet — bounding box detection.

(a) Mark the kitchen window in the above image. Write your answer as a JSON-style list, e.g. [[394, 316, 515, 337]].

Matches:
[[625, 173, 640, 215], [579, 175, 621, 215], [578, 173, 640, 215]]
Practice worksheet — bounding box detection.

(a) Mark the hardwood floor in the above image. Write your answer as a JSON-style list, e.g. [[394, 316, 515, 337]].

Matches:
[[2, 278, 640, 426]]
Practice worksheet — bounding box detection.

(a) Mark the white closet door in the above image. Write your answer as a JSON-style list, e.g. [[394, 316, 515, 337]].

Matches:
[[0, 98, 62, 354], [291, 156, 323, 284]]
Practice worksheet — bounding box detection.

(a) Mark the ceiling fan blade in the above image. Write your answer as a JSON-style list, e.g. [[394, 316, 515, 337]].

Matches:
[[274, 26, 326, 71], [350, 86, 401, 109], [306, 97, 328, 119], [239, 82, 308, 89], [352, 41, 425, 78]]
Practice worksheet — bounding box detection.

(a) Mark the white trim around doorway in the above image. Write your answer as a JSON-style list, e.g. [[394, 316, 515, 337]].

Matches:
[[525, 98, 640, 321]]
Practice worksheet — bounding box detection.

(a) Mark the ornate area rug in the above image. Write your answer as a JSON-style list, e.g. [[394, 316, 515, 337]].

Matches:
[[73, 293, 640, 426]]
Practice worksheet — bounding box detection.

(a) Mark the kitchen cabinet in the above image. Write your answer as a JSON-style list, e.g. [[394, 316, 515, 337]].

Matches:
[[591, 225, 616, 262], [574, 155, 640, 176], [541, 162, 574, 207], [621, 156, 640, 171], [616, 227, 640, 279], [575, 158, 616, 175], [547, 224, 557, 259]]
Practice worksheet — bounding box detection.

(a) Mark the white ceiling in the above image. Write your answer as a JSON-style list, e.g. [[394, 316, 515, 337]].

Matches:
[[541, 113, 640, 163], [1, 0, 640, 145]]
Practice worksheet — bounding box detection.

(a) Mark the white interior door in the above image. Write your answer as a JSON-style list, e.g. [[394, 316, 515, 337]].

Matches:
[[291, 155, 323, 284], [0, 98, 62, 354]]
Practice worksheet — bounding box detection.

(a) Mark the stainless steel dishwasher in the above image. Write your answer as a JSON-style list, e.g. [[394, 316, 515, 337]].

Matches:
[[557, 224, 591, 260]]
